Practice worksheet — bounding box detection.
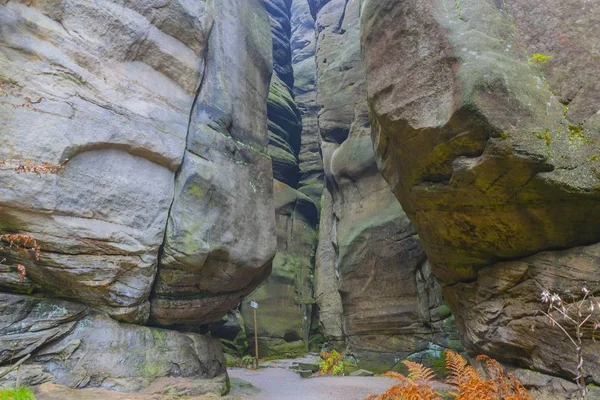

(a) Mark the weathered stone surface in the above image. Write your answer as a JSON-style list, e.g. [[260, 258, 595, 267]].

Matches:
[[445, 245, 600, 384], [262, 0, 303, 188], [512, 368, 600, 400], [313, 187, 344, 347], [267, 74, 303, 186], [0, 0, 276, 329], [291, 0, 324, 207], [147, 0, 277, 328], [307, 0, 330, 19], [349, 369, 374, 377], [261, 0, 295, 89], [362, 0, 600, 386], [241, 180, 318, 357], [312, 0, 458, 371], [0, 0, 197, 322], [0, 294, 226, 391], [0, 1, 277, 396], [216, 0, 321, 360], [0, 293, 88, 365]]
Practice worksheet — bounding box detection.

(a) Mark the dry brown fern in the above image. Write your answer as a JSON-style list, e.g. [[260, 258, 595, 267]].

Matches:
[[473, 354, 533, 400], [0, 233, 40, 261], [366, 351, 533, 400], [0, 159, 66, 175], [445, 349, 480, 387], [403, 360, 437, 384], [366, 363, 442, 400]]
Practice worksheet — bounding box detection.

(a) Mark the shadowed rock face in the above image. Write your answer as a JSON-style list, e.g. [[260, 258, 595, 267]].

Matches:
[[362, 0, 600, 385], [310, 0, 459, 371], [291, 0, 324, 207], [262, 0, 303, 188], [241, 180, 318, 357], [0, 0, 274, 388]]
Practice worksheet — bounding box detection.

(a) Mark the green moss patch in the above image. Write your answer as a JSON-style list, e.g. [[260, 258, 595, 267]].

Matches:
[[0, 387, 35, 400]]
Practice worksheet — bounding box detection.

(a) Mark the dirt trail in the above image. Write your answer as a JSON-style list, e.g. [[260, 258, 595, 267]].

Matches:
[[228, 368, 396, 400]]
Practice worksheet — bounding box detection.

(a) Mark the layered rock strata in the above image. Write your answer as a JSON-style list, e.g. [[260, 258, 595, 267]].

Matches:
[[0, 0, 275, 390]]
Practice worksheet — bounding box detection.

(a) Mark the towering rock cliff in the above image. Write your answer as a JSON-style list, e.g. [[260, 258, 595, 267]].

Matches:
[[235, 0, 319, 358], [0, 0, 274, 392], [310, 0, 459, 372], [362, 0, 600, 393]]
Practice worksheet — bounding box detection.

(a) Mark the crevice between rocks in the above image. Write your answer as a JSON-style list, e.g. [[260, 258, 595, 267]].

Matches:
[[148, 15, 216, 313]]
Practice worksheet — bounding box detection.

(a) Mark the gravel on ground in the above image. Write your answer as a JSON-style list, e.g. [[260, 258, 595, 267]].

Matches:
[[228, 367, 397, 400]]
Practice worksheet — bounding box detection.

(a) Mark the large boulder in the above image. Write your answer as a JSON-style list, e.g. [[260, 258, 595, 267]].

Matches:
[[0, 0, 275, 390], [362, 0, 600, 386], [0, 0, 203, 324], [312, 0, 458, 371], [0, 293, 226, 394], [148, 0, 276, 328], [0, 0, 275, 328]]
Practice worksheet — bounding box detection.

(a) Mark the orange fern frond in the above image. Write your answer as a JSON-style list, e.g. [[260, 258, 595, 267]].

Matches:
[[403, 360, 437, 383], [455, 379, 498, 400], [381, 371, 412, 384], [477, 354, 504, 380], [445, 349, 481, 387], [505, 374, 535, 400], [367, 352, 533, 400], [372, 382, 442, 400]]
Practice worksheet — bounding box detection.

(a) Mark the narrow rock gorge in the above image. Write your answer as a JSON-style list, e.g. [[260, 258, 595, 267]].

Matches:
[[1, 0, 599, 399]]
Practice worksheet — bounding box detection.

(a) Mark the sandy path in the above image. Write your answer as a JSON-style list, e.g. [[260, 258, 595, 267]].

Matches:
[[228, 368, 397, 400]]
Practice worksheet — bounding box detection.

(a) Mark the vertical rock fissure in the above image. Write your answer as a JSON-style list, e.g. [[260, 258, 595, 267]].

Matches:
[[150, 18, 216, 307]]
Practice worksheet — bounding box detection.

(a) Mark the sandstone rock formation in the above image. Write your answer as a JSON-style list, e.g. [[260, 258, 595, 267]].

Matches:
[[263, 0, 303, 187], [310, 0, 459, 371], [0, 293, 227, 393], [241, 180, 318, 357], [232, 0, 319, 358], [0, 0, 275, 390], [362, 0, 600, 387], [291, 0, 324, 207]]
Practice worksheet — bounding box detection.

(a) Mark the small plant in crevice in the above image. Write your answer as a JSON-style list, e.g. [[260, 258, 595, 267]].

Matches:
[[536, 286, 600, 398], [318, 350, 346, 376], [0, 159, 66, 175], [528, 53, 552, 65], [225, 354, 255, 369], [366, 349, 533, 400], [0, 158, 66, 282]]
